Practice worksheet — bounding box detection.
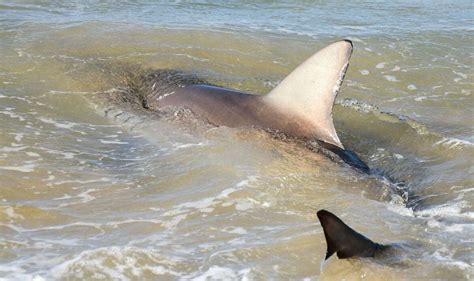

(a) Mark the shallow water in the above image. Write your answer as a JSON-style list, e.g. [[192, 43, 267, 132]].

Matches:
[[0, 1, 473, 280]]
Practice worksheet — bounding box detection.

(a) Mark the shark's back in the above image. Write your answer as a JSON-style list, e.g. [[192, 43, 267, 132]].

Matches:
[[144, 41, 353, 148], [110, 40, 369, 171]]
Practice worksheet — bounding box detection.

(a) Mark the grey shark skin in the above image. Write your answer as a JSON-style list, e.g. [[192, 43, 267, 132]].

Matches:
[[143, 40, 369, 172], [317, 210, 391, 259]]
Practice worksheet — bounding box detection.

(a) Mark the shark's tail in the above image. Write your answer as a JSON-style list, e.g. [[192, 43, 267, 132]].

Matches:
[[317, 210, 386, 259], [317, 141, 370, 173]]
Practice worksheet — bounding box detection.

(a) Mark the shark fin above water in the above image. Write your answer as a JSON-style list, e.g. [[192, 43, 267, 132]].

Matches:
[[317, 209, 387, 259], [264, 40, 353, 149]]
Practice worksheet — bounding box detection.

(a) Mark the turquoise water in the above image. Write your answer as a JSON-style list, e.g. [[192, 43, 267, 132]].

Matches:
[[2, 1, 472, 34], [0, 1, 473, 280]]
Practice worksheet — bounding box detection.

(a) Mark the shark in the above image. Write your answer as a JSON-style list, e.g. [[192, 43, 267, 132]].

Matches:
[[317, 209, 393, 259], [108, 40, 369, 172]]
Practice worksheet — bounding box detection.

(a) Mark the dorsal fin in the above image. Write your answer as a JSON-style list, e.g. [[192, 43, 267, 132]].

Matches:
[[317, 210, 384, 259], [263, 40, 353, 148]]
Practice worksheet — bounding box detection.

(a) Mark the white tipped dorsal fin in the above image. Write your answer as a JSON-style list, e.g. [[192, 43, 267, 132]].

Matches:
[[264, 40, 353, 148]]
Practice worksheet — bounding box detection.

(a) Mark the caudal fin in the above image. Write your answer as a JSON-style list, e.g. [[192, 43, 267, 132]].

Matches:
[[264, 40, 353, 149], [317, 210, 385, 259]]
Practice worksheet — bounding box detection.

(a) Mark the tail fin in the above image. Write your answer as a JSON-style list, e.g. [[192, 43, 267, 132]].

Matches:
[[263, 40, 352, 149], [317, 141, 370, 173], [317, 210, 385, 259]]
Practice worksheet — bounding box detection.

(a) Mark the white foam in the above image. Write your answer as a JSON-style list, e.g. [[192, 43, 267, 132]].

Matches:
[[427, 219, 441, 228], [387, 203, 414, 217], [407, 84, 417, 90], [0, 163, 36, 172], [3, 206, 25, 220], [70, 189, 97, 205], [191, 266, 238, 281], [174, 197, 216, 212], [161, 176, 262, 227], [222, 202, 234, 207], [172, 142, 206, 150], [77, 188, 96, 203], [452, 70, 467, 79], [161, 214, 187, 229], [26, 152, 41, 157], [200, 207, 214, 213], [53, 178, 111, 185], [236, 176, 258, 188], [13, 133, 24, 142], [434, 137, 473, 149], [175, 53, 209, 62], [224, 227, 248, 235], [38, 147, 78, 159], [376, 62, 386, 69], [359, 69, 370, 75], [0, 146, 28, 152], [50, 247, 143, 280], [393, 153, 404, 160], [99, 139, 129, 144], [146, 265, 180, 276], [0, 111, 26, 121], [47, 90, 91, 95], [220, 187, 238, 197], [384, 75, 399, 82], [429, 251, 473, 271], [235, 199, 254, 211], [52, 194, 73, 201], [444, 223, 469, 233], [38, 117, 76, 129], [414, 201, 469, 219]]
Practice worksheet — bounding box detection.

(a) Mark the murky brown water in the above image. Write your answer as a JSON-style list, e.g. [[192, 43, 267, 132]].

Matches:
[[0, 1, 473, 280]]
